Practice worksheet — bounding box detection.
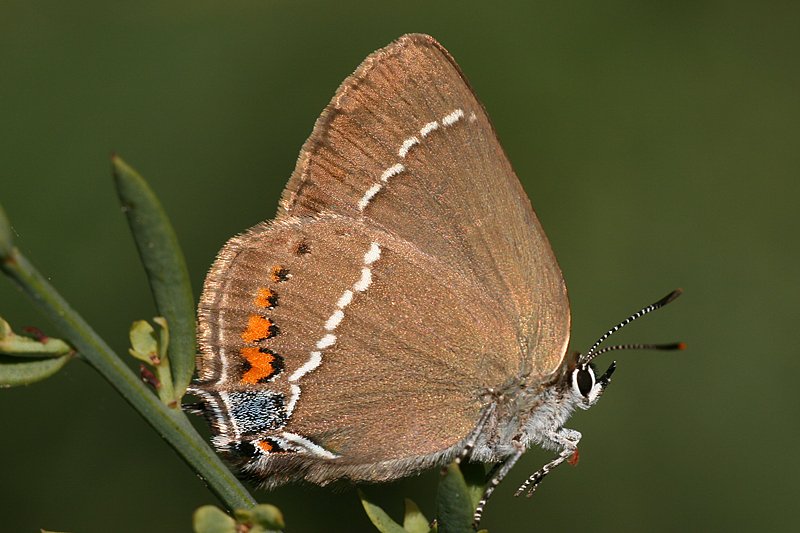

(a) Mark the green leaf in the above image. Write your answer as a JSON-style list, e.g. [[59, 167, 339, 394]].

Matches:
[[0, 353, 72, 387], [0, 317, 72, 357], [112, 155, 196, 397], [153, 316, 169, 363], [0, 317, 73, 386], [128, 319, 158, 363], [193, 505, 237, 533], [234, 503, 285, 531], [128, 317, 176, 404], [403, 498, 431, 533], [360, 489, 409, 533], [0, 202, 12, 259], [459, 461, 487, 512], [437, 463, 475, 533]]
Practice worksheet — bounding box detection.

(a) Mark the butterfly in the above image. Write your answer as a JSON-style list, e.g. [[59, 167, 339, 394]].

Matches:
[[189, 33, 682, 525]]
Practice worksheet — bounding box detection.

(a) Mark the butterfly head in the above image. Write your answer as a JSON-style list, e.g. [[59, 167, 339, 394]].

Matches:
[[564, 289, 686, 410], [569, 359, 616, 410]]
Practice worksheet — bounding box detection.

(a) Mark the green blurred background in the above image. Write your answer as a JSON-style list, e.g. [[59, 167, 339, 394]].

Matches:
[[1, 1, 797, 531]]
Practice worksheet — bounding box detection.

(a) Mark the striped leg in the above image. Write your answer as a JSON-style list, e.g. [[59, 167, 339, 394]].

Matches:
[[472, 442, 524, 526], [514, 428, 582, 497]]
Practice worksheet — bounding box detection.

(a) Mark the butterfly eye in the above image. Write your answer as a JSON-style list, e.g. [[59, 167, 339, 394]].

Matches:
[[573, 364, 596, 398]]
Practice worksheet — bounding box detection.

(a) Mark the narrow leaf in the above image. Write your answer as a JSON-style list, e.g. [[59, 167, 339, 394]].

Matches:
[[112, 155, 195, 397], [0, 203, 12, 258], [359, 489, 409, 533], [403, 498, 431, 533], [437, 463, 474, 533], [0, 353, 72, 387], [460, 461, 487, 512], [0, 317, 72, 357]]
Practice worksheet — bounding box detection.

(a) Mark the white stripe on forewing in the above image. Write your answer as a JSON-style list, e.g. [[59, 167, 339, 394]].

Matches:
[[324, 309, 345, 331], [442, 108, 465, 126], [358, 183, 382, 211], [381, 163, 405, 182], [420, 120, 439, 137], [356, 108, 472, 212], [284, 108, 475, 435], [398, 136, 420, 158]]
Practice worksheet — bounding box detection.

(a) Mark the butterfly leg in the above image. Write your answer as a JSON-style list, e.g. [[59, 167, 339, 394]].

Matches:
[[514, 428, 582, 497], [472, 441, 524, 527]]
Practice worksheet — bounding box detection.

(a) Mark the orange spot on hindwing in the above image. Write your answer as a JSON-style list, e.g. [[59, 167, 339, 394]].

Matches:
[[240, 346, 284, 384], [257, 438, 286, 454], [241, 315, 278, 343], [231, 438, 292, 459], [254, 287, 278, 308], [270, 265, 289, 282]]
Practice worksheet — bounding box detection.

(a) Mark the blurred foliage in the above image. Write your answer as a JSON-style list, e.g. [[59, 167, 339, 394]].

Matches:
[[193, 503, 284, 533]]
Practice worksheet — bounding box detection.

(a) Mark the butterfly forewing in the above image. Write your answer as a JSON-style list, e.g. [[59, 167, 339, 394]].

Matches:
[[279, 34, 569, 377]]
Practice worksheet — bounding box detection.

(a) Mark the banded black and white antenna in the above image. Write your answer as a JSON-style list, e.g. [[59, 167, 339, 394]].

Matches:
[[579, 289, 685, 366]]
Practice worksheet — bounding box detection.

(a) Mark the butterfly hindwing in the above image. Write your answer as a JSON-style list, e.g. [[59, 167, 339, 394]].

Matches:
[[194, 214, 522, 484]]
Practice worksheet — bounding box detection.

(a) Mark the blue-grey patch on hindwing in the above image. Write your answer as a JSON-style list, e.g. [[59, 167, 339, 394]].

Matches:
[[226, 390, 287, 434]]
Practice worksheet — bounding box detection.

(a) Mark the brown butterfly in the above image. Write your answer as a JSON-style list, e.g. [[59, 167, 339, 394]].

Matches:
[[189, 34, 682, 524]]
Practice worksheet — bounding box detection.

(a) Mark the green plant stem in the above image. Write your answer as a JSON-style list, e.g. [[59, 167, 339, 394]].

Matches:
[[155, 359, 177, 406], [1, 247, 256, 511], [153, 316, 177, 406]]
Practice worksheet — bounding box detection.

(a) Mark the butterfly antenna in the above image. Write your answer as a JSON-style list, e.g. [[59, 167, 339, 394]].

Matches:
[[579, 289, 683, 366]]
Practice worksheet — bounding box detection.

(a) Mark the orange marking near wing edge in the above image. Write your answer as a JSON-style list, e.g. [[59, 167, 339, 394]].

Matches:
[[270, 265, 289, 282], [254, 287, 277, 308], [257, 440, 274, 453], [241, 346, 279, 384], [241, 315, 276, 343]]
